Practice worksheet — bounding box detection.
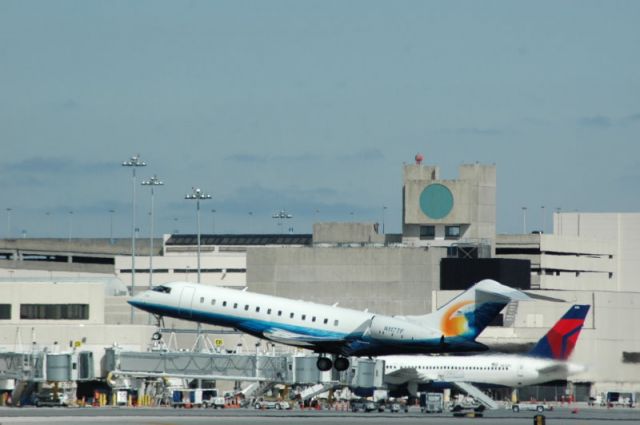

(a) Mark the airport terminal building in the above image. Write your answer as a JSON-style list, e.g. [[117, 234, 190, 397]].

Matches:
[[0, 157, 638, 403]]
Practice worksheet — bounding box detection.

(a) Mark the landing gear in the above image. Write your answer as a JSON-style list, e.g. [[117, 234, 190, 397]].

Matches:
[[334, 357, 350, 371], [152, 314, 165, 341], [153, 314, 165, 328], [317, 356, 333, 371], [316, 356, 350, 371]]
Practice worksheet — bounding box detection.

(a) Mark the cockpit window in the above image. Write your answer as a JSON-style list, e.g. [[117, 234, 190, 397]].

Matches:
[[151, 286, 172, 294]]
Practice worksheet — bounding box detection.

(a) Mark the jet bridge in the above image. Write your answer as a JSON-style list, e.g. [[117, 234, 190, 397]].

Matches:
[[104, 347, 384, 389], [0, 345, 385, 401], [0, 352, 45, 382], [0, 350, 94, 382], [105, 348, 291, 383]]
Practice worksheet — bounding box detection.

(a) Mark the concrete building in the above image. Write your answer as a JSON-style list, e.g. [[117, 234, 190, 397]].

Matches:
[[0, 159, 639, 400], [0, 278, 154, 379], [402, 157, 496, 251], [493, 212, 640, 396], [496, 233, 616, 290], [248, 243, 443, 315]]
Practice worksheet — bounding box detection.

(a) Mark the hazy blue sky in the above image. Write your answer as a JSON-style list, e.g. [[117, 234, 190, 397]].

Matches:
[[1, 1, 639, 238]]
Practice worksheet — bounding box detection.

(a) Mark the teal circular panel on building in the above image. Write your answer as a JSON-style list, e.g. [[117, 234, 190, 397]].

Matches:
[[419, 184, 454, 219]]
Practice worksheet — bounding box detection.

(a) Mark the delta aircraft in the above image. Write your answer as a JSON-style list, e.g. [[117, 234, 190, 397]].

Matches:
[[129, 279, 537, 371], [383, 304, 590, 397]]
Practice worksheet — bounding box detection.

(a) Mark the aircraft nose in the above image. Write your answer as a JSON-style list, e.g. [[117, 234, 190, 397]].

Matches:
[[127, 291, 149, 308]]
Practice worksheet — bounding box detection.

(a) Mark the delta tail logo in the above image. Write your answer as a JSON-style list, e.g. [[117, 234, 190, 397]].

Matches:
[[529, 304, 590, 360]]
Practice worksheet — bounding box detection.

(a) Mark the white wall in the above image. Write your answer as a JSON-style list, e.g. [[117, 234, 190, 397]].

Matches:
[[555, 213, 640, 292], [0, 281, 105, 324], [114, 251, 247, 291], [436, 287, 640, 392]]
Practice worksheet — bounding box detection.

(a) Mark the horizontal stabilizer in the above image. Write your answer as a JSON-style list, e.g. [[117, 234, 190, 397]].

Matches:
[[522, 292, 566, 302], [537, 363, 569, 376]]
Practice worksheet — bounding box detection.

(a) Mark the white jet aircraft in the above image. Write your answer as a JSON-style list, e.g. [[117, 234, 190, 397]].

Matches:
[[129, 279, 537, 371], [383, 304, 590, 397]]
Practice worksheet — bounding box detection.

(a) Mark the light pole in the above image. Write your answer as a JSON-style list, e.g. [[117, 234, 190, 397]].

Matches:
[[556, 207, 562, 234], [142, 175, 164, 292], [122, 154, 146, 323], [68, 210, 73, 241], [521, 207, 527, 234], [272, 210, 293, 234], [185, 187, 211, 283], [541, 205, 546, 234], [211, 209, 217, 234], [109, 209, 115, 244], [45, 211, 51, 237], [382, 206, 388, 234], [6, 208, 12, 238]]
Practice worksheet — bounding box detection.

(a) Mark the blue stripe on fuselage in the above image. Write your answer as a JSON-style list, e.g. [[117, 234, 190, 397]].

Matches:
[[130, 300, 348, 339]]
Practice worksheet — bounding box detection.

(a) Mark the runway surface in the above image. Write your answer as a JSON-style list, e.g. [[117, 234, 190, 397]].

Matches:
[[0, 406, 639, 425]]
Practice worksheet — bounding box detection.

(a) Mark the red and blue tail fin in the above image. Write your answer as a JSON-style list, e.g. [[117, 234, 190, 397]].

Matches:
[[528, 304, 590, 360]]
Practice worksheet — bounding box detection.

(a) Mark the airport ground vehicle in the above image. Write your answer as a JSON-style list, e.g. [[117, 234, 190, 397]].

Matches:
[[350, 400, 378, 412], [420, 392, 444, 413], [512, 402, 551, 412], [389, 402, 402, 412], [32, 388, 69, 407], [202, 390, 226, 408], [602, 391, 636, 407], [254, 400, 291, 410]]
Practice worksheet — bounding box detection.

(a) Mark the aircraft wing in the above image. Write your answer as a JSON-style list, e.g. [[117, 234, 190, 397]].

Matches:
[[262, 328, 346, 349], [259, 317, 375, 354], [384, 367, 427, 385]]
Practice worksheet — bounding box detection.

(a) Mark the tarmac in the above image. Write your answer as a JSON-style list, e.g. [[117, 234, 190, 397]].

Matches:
[[0, 405, 639, 425]]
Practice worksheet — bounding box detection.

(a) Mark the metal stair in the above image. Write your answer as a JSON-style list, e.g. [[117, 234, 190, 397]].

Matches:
[[298, 382, 340, 401], [241, 381, 275, 399], [453, 381, 499, 410], [503, 301, 519, 327]]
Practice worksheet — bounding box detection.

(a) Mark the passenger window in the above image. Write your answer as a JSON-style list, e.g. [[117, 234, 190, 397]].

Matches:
[[312, 316, 316, 322], [222, 301, 227, 307], [334, 320, 339, 326], [233, 303, 238, 309], [267, 308, 272, 314], [301, 314, 306, 321], [200, 297, 204, 303], [290, 313, 294, 319], [278, 311, 282, 316], [256, 306, 260, 313], [323, 318, 328, 324], [211, 299, 216, 305], [244, 305, 249, 311]]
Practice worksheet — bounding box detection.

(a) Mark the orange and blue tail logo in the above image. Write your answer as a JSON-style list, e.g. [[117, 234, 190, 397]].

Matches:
[[528, 304, 590, 360], [440, 300, 509, 339]]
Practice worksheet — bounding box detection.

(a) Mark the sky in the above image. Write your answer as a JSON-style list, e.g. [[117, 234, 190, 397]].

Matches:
[[1, 1, 639, 238]]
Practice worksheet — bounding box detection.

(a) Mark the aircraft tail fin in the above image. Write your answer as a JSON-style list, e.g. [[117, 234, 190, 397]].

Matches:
[[407, 279, 532, 341], [528, 304, 590, 360]]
